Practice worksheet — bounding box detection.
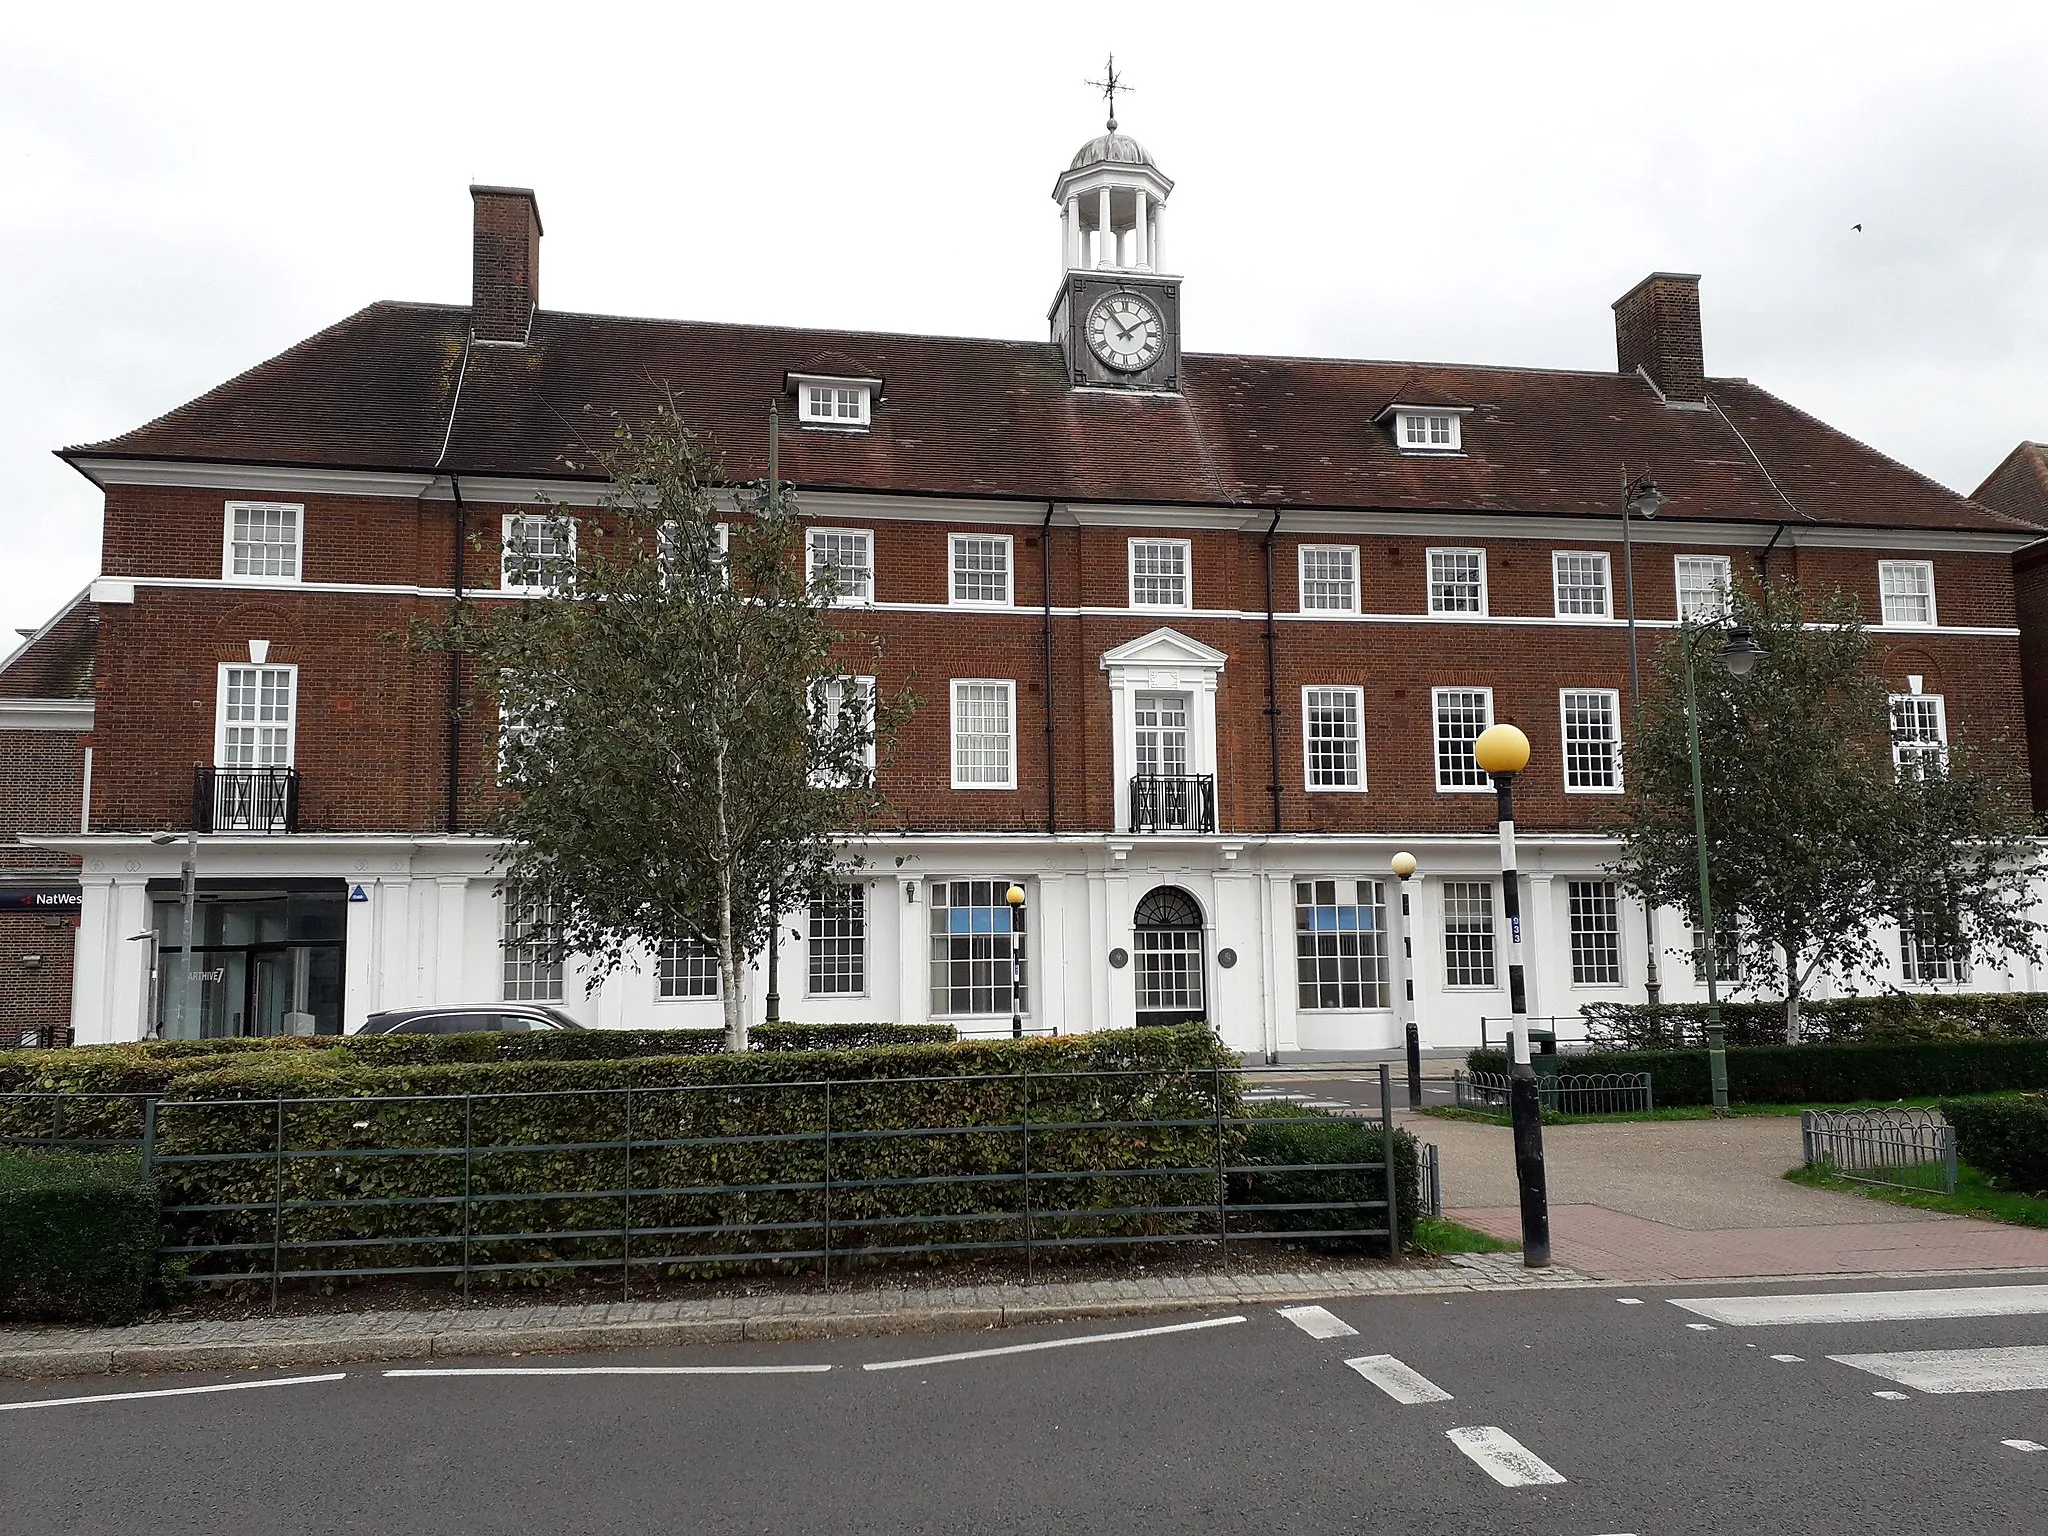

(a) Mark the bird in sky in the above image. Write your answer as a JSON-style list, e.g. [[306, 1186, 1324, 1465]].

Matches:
[[1852, 223, 1863, 232]]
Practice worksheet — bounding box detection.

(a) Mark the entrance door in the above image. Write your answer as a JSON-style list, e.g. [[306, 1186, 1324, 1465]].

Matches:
[[1132, 885, 1206, 1030]]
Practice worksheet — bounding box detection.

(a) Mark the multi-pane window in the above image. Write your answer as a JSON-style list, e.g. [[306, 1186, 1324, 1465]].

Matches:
[[1303, 687, 1364, 790], [799, 383, 870, 425], [1293, 879, 1390, 1009], [1552, 552, 1612, 618], [808, 885, 866, 997], [810, 675, 877, 782], [929, 879, 1026, 1016], [1560, 689, 1622, 793], [1568, 880, 1623, 986], [1879, 560, 1936, 627], [807, 529, 874, 603], [950, 534, 1012, 606], [1129, 539, 1191, 609], [1432, 687, 1493, 791], [224, 502, 302, 581], [1428, 548, 1486, 615], [1675, 555, 1733, 622], [951, 680, 1015, 789], [1900, 907, 1967, 985], [1398, 412, 1460, 450], [1440, 882, 1497, 988], [501, 513, 576, 592], [1691, 920, 1744, 986], [1134, 691, 1190, 777], [502, 885, 564, 1002], [1298, 545, 1359, 613], [657, 938, 720, 999], [1889, 693, 1949, 780], [216, 665, 296, 767]]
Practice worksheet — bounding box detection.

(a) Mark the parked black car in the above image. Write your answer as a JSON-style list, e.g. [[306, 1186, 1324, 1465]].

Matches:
[[354, 1004, 586, 1035]]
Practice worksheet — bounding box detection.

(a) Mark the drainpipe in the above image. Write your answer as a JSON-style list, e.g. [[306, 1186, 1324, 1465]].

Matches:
[[1759, 521, 1787, 591], [1262, 509, 1284, 833], [445, 475, 468, 833], [1042, 500, 1057, 835]]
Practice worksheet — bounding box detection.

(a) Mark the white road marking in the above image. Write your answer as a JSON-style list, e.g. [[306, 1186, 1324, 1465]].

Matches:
[[1829, 1346, 2048, 1395], [1616, 1297, 1644, 1305], [1671, 1283, 2048, 1328], [385, 1365, 831, 1377], [2004, 1439, 2047, 1452], [1874, 1391, 1910, 1400], [1277, 1304, 1357, 1339], [1445, 1425, 1567, 1487], [0, 1373, 346, 1413], [862, 1314, 1246, 1371], [1772, 1354, 1805, 1363], [1686, 1323, 1717, 1331], [1345, 1354, 1454, 1404]]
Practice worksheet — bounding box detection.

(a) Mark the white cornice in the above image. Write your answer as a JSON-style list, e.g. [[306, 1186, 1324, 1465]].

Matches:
[[0, 699, 92, 731], [72, 458, 436, 499]]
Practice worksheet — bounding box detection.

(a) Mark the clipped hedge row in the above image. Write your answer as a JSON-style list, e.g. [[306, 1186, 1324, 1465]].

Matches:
[[1942, 1094, 2048, 1195], [1468, 1038, 2048, 1108], [0, 1022, 960, 1096], [0, 1151, 159, 1323], [1581, 994, 2048, 1051], [1227, 1104, 1419, 1250], [108, 1027, 1266, 1286]]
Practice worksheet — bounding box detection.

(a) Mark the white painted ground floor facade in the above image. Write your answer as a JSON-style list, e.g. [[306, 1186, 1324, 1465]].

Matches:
[[43, 830, 2048, 1051]]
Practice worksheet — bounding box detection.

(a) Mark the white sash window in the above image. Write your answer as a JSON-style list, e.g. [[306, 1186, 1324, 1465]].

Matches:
[[215, 665, 296, 767]]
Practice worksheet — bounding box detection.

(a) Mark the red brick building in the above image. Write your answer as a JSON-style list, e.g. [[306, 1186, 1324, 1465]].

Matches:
[[29, 127, 2048, 1048]]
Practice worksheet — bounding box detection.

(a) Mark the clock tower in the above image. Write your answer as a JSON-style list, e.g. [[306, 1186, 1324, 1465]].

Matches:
[[1049, 113, 1181, 392]]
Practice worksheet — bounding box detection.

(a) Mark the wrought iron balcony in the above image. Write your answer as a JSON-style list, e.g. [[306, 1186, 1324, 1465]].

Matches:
[[194, 766, 300, 834], [1129, 773, 1215, 834]]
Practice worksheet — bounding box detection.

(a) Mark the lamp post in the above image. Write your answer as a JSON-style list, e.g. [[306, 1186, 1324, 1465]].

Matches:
[[1391, 852, 1420, 1108], [148, 830, 198, 1038], [1005, 883, 1027, 1038], [1680, 621, 1764, 1111], [1472, 722, 1548, 1268], [1620, 470, 1669, 1005]]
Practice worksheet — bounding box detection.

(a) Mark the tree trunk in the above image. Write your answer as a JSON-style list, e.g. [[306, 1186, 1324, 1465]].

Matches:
[[714, 743, 747, 1053], [1783, 940, 1804, 1045]]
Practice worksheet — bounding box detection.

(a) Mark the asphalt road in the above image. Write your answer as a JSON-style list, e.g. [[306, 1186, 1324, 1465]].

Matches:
[[6, 1275, 2046, 1534]]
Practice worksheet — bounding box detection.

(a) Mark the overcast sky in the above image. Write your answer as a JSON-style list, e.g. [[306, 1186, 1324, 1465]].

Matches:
[[6, 0, 2047, 638]]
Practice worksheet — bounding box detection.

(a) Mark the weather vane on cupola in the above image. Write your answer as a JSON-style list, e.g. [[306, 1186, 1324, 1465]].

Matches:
[[1084, 54, 1132, 131]]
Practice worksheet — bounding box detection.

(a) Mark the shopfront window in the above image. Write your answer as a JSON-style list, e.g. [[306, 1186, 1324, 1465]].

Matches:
[[151, 888, 345, 1038]]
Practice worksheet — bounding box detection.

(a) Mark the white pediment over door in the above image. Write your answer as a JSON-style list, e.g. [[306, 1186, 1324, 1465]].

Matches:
[[1098, 627, 1228, 677], [1099, 628, 1225, 835]]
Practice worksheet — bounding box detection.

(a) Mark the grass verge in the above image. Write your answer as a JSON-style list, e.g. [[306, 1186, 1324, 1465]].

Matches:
[[1410, 1217, 1519, 1254], [1784, 1162, 2048, 1229]]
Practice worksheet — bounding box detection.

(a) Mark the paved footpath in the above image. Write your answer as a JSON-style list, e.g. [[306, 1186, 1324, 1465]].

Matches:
[[1418, 1110, 2048, 1281], [0, 1253, 1581, 1380]]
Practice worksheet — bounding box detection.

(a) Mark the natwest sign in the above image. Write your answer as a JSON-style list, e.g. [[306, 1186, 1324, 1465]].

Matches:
[[0, 887, 84, 912]]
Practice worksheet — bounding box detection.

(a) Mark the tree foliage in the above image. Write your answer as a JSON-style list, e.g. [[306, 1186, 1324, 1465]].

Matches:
[[417, 404, 909, 1048], [1610, 580, 2040, 1039]]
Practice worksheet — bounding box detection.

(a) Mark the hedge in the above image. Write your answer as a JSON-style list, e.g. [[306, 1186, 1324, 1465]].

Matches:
[[0, 1151, 159, 1323], [1227, 1104, 1419, 1250], [1468, 1038, 2048, 1108], [84, 1027, 1258, 1287], [1942, 1094, 2048, 1195], [1580, 994, 2048, 1051]]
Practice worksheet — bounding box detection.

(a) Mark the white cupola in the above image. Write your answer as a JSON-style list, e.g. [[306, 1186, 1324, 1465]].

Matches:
[[1051, 116, 1174, 274]]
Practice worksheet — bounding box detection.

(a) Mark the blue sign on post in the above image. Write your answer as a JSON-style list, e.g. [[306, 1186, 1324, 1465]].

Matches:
[[348, 885, 369, 903]]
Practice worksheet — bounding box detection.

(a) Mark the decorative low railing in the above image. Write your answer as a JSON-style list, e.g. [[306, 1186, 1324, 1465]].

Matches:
[[193, 766, 299, 833], [1454, 1069, 1655, 1116], [1129, 774, 1216, 834], [1802, 1107, 1957, 1195]]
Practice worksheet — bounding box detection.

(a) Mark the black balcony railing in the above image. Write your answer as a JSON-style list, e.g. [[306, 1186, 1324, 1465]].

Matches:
[[194, 766, 300, 834], [1129, 773, 1215, 834]]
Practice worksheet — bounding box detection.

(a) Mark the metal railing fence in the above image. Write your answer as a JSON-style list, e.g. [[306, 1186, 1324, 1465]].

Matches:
[[4, 1066, 1407, 1308], [1420, 1141, 1442, 1220], [1801, 1107, 1957, 1195], [1454, 1070, 1654, 1116]]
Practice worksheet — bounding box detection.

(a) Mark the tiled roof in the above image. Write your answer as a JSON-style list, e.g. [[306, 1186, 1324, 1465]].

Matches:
[[65, 301, 2038, 535], [0, 590, 97, 700], [1974, 442, 2048, 540]]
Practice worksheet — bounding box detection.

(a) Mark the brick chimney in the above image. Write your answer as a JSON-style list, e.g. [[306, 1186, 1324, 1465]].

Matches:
[[470, 185, 543, 343], [1613, 272, 1704, 402]]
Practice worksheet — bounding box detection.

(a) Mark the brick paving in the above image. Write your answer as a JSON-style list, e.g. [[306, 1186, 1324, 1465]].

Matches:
[[0, 1253, 1581, 1380]]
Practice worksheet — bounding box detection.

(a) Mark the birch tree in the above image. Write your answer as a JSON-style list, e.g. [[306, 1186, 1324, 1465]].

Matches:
[[425, 404, 905, 1049]]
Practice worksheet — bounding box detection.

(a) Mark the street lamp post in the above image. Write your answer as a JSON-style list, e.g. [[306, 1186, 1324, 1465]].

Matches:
[[1472, 722, 1549, 1268], [1005, 883, 1027, 1039], [1680, 621, 1764, 1111], [1391, 852, 1420, 1109], [1620, 471, 1669, 1005], [149, 830, 198, 1038]]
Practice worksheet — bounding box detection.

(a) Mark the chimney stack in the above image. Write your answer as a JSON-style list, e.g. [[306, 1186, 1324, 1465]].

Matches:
[[470, 185, 543, 343], [1612, 272, 1704, 402]]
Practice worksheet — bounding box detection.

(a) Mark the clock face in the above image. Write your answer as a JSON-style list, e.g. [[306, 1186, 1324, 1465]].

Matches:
[[1087, 293, 1166, 372]]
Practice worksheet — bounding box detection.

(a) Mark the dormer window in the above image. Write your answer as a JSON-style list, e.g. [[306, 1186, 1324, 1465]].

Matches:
[[787, 365, 883, 431], [1375, 400, 1472, 455]]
